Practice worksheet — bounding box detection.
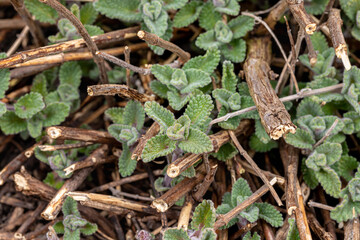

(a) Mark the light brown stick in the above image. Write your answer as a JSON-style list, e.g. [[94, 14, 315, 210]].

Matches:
[[286, 0, 316, 34]]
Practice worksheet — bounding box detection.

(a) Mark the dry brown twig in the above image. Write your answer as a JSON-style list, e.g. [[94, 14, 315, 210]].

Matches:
[[286, 0, 317, 34]]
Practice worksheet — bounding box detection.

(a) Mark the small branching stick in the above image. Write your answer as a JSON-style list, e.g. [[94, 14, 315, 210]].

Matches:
[[41, 145, 107, 220], [9, 0, 45, 46], [46, 126, 118, 145], [132, 122, 160, 160], [0, 139, 44, 185], [137, 30, 191, 63], [167, 120, 252, 178], [243, 37, 296, 140], [307, 201, 334, 211], [313, 119, 339, 149], [0, 25, 139, 68], [214, 177, 278, 230], [37, 0, 109, 82], [255, 0, 288, 35], [192, 163, 218, 201], [307, 212, 334, 240], [286, 0, 316, 35], [38, 142, 95, 151], [87, 84, 155, 102], [327, 8, 351, 70], [229, 131, 282, 206]]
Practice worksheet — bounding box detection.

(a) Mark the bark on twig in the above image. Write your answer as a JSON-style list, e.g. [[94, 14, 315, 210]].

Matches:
[[46, 126, 118, 145], [213, 178, 278, 230], [167, 120, 252, 178], [307, 211, 334, 240], [192, 163, 218, 202], [132, 122, 160, 160], [41, 145, 107, 220], [286, 0, 316, 34], [9, 0, 45, 46], [0, 26, 139, 68], [87, 84, 155, 102], [344, 215, 360, 240], [327, 8, 351, 70], [38, 142, 95, 151], [137, 30, 191, 63], [243, 37, 296, 140], [177, 197, 193, 230], [256, 0, 288, 35]]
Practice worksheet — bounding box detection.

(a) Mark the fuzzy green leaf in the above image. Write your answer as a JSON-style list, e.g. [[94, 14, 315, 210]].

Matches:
[[144, 101, 175, 131], [201, 228, 217, 240], [214, 21, 233, 43], [302, 158, 319, 189], [25, 0, 58, 24], [243, 232, 261, 240], [231, 178, 252, 207], [185, 94, 213, 127], [214, 0, 240, 16], [340, 0, 360, 21], [342, 66, 360, 94], [305, 0, 329, 15], [0, 111, 27, 135], [181, 69, 211, 94], [191, 200, 216, 230], [306, 153, 327, 171], [42, 102, 70, 127], [216, 203, 238, 229], [348, 178, 360, 202], [84, 25, 104, 36], [64, 228, 80, 240], [143, 10, 169, 36], [211, 142, 238, 161], [81, 222, 97, 236], [163, 0, 188, 10], [331, 195, 360, 223], [63, 197, 80, 217], [255, 119, 271, 144], [150, 81, 170, 99], [0, 53, 10, 98], [336, 155, 359, 181], [173, 1, 202, 28], [57, 84, 79, 102], [228, 16, 255, 39], [27, 114, 43, 138], [255, 202, 283, 227], [80, 3, 98, 25], [163, 228, 190, 240], [195, 30, 221, 50], [310, 32, 328, 53], [286, 218, 300, 240], [220, 38, 246, 63], [14, 92, 45, 119], [315, 166, 341, 198], [53, 221, 65, 234], [285, 129, 315, 149], [183, 47, 220, 74], [239, 201, 259, 222], [249, 135, 278, 153], [94, 0, 141, 22], [105, 108, 124, 124], [296, 98, 324, 118], [123, 101, 145, 130], [167, 91, 191, 111], [151, 64, 175, 86], [178, 128, 213, 154], [0, 102, 6, 117], [118, 146, 137, 177], [108, 124, 138, 146], [142, 135, 177, 162], [31, 74, 47, 97], [199, 3, 222, 30], [217, 106, 242, 130], [316, 142, 342, 166], [221, 61, 237, 92]]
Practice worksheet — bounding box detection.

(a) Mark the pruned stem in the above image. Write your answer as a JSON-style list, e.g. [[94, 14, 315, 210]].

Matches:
[[96, 51, 151, 75], [327, 8, 351, 70], [46, 126, 118, 145], [286, 0, 317, 34], [137, 30, 191, 63], [214, 177, 278, 230], [41, 146, 107, 220], [38, 142, 95, 151], [307, 212, 334, 240], [177, 197, 193, 231], [0, 26, 139, 68], [344, 214, 360, 240], [192, 163, 218, 201], [307, 201, 334, 211], [304, 32, 317, 67], [87, 84, 155, 102]]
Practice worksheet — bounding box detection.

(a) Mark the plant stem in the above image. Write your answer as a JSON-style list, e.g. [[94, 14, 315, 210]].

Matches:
[[210, 83, 344, 125], [38, 142, 95, 151], [307, 211, 335, 240], [307, 200, 334, 211], [177, 196, 193, 230], [132, 122, 160, 160], [124, 46, 131, 86], [137, 30, 191, 63], [286, 0, 317, 34], [313, 118, 339, 149]]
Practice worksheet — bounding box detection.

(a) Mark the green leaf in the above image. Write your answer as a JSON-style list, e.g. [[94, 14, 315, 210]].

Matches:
[[309, 32, 328, 53], [150, 81, 170, 99], [285, 129, 315, 149], [62, 197, 80, 216], [286, 218, 300, 240], [195, 30, 221, 50], [163, 0, 188, 10], [348, 178, 360, 202], [166, 115, 191, 141], [336, 155, 359, 181], [64, 228, 80, 240], [305, 0, 329, 15], [25, 0, 58, 24], [243, 232, 261, 240], [255, 119, 271, 144], [315, 166, 341, 198], [0, 63, 10, 98], [215, 0, 240, 16], [183, 47, 220, 74], [14, 92, 45, 119], [331, 195, 360, 223], [42, 102, 70, 127], [118, 146, 137, 177], [181, 69, 211, 94], [27, 114, 43, 138], [143, 10, 169, 36], [316, 142, 342, 165], [255, 202, 283, 227], [123, 101, 145, 130], [0, 102, 6, 117], [221, 61, 237, 92], [342, 66, 360, 94], [167, 91, 191, 111], [84, 24, 104, 36], [151, 64, 175, 86], [220, 38, 246, 63], [239, 201, 259, 222], [249, 135, 278, 153], [154, 177, 170, 192], [306, 153, 326, 171], [80, 3, 98, 25], [217, 106, 242, 130], [31, 74, 47, 97], [57, 84, 79, 102], [53, 221, 65, 234], [173, 1, 202, 28], [296, 98, 324, 118], [142, 135, 177, 162], [340, 0, 360, 21], [200, 228, 217, 240], [178, 128, 213, 154], [302, 158, 319, 189], [191, 200, 216, 230], [231, 178, 252, 206], [94, 0, 141, 22], [216, 203, 238, 229], [144, 101, 175, 131], [163, 228, 190, 240], [105, 107, 124, 124], [228, 16, 255, 39], [185, 94, 213, 127], [211, 142, 238, 161], [43, 172, 63, 190], [81, 222, 97, 235], [214, 21, 233, 43], [199, 3, 222, 31]]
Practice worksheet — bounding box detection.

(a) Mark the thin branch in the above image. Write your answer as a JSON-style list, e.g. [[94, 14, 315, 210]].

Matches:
[[308, 200, 335, 211], [210, 83, 344, 125], [304, 32, 317, 67], [137, 30, 191, 63], [124, 46, 131, 86], [229, 131, 282, 206], [64, 154, 116, 176], [96, 51, 151, 75], [307, 211, 334, 240], [9, 0, 45, 46], [318, 0, 336, 25], [177, 197, 193, 230], [286, 0, 317, 34], [6, 26, 29, 56], [38, 142, 95, 151], [132, 122, 160, 160], [313, 118, 339, 149]]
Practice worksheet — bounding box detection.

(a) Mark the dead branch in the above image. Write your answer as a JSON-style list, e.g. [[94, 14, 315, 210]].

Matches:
[[132, 122, 160, 160], [255, 0, 288, 35], [286, 0, 316, 34], [38, 142, 95, 151], [344, 215, 360, 240], [87, 84, 155, 102], [177, 197, 193, 231], [307, 212, 335, 240], [192, 163, 218, 202]]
